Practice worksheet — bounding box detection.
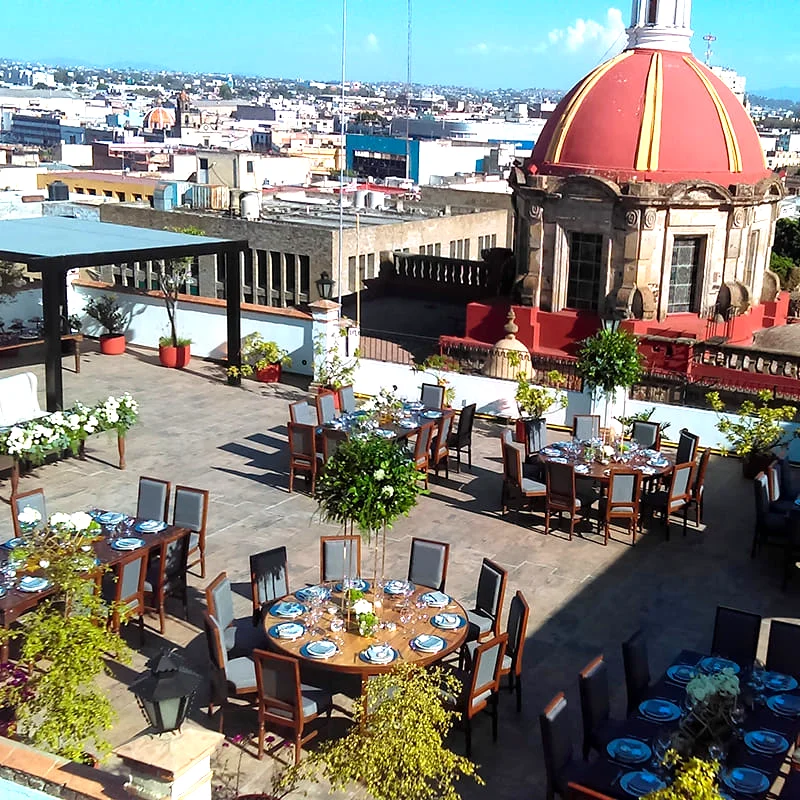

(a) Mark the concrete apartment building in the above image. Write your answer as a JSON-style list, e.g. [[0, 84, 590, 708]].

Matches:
[[97, 201, 509, 308]]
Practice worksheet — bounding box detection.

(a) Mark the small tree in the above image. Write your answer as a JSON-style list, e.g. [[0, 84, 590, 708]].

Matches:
[[157, 226, 205, 347], [515, 370, 567, 419], [0, 261, 27, 302]]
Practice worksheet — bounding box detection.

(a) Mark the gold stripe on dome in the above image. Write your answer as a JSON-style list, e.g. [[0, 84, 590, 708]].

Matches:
[[545, 51, 634, 164], [683, 56, 743, 172], [634, 52, 663, 171]]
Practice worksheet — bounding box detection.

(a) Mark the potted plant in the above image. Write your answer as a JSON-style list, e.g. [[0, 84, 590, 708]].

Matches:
[[615, 406, 671, 440], [576, 327, 644, 435], [85, 294, 126, 355], [0, 511, 130, 763], [226, 333, 291, 383], [514, 369, 567, 446], [707, 390, 797, 478], [155, 225, 205, 368], [412, 354, 459, 407], [296, 662, 483, 800], [313, 333, 359, 406]]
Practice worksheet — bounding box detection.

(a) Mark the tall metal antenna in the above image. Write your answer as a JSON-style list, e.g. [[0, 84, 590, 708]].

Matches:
[[703, 33, 716, 65], [405, 0, 412, 182], [337, 0, 347, 306]]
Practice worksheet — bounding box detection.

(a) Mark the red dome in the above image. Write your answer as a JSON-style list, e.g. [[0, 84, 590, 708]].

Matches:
[[144, 106, 175, 131], [530, 49, 769, 185]]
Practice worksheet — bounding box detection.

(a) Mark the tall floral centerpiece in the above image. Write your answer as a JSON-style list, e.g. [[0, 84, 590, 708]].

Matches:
[[0, 510, 130, 762], [315, 435, 425, 630]]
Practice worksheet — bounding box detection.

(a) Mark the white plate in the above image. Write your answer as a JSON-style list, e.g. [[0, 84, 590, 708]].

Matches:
[[421, 591, 449, 607], [412, 634, 445, 653], [111, 537, 145, 551], [135, 520, 166, 533], [18, 576, 50, 593], [363, 645, 395, 664]]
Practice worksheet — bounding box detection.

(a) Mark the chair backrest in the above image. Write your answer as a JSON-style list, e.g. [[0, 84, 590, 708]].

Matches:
[[206, 571, 236, 631], [253, 648, 302, 723], [753, 472, 770, 525], [524, 418, 547, 456], [776, 457, 795, 501], [540, 693, 573, 792], [676, 429, 699, 464], [505, 590, 530, 675], [474, 558, 507, 621], [137, 476, 171, 522], [579, 655, 610, 745], [622, 629, 650, 713], [504, 441, 525, 490], [693, 448, 711, 500], [338, 385, 356, 414], [321, 428, 348, 462], [420, 383, 445, 409], [454, 403, 476, 446], [12, 488, 46, 537], [711, 605, 762, 666], [433, 411, 455, 455], [173, 485, 209, 533], [203, 611, 228, 672], [0, 372, 43, 427], [110, 550, 147, 614], [467, 633, 507, 714], [631, 420, 660, 449], [573, 415, 600, 441], [288, 422, 316, 460], [320, 535, 361, 583], [408, 537, 450, 592], [607, 469, 640, 516], [547, 461, 576, 508], [766, 619, 800, 678], [160, 530, 190, 587], [289, 400, 318, 426], [767, 462, 782, 502], [250, 547, 289, 610], [316, 392, 337, 426], [667, 462, 694, 511], [413, 423, 435, 463]]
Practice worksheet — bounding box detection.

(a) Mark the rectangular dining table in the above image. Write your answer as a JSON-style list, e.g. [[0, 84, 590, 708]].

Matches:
[[577, 649, 800, 800]]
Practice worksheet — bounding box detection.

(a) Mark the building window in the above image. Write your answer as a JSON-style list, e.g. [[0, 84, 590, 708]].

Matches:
[[647, 0, 658, 24], [449, 240, 456, 257], [348, 256, 357, 295], [463, 239, 470, 259], [199, 158, 208, 170], [116, 192, 125, 201], [419, 245, 426, 254], [367, 253, 375, 278], [285, 253, 296, 299], [668, 236, 704, 313], [743, 229, 760, 288], [299, 255, 310, 301], [270, 251, 282, 306], [566, 232, 603, 311], [434, 243, 441, 256], [215, 255, 226, 299], [246, 160, 254, 173]]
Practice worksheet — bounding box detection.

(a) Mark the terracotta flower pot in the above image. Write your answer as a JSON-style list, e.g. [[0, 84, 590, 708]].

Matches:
[[99, 333, 126, 356], [256, 363, 282, 383], [318, 385, 341, 410], [159, 344, 191, 369]]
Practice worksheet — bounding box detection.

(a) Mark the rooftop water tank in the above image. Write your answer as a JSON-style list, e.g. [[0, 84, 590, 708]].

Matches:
[[240, 191, 260, 220], [47, 181, 68, 201]]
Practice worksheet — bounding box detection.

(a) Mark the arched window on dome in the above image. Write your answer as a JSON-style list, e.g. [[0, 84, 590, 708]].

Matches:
[[646, 0, 658, 24]]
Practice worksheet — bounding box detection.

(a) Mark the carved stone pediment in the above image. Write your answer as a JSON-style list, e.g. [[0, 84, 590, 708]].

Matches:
[[560, 174, 622, 201], [665, 180, 733, 204], [753, 176, 785, 201]]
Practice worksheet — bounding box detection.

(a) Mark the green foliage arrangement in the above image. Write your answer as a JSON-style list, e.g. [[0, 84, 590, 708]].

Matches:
[[770, 253, 800, 291], [773, 218, 800, 265], [364, 386, 404, 420], [0, 512, 131, 761], [515, 370, 567, 418], [226, 332, 292, 379], [0, 261, 27, 302], [85, 294, 125, 335], [314, 333, 359, 389], [297, 662, 483, 800], [615, 406, 671, 438], [412, 354, 461, 407], [158, 225, 206, 347], [576, 328, 644, 397], [707, 389, 797, 457], [0, 394, 139, 465], [643, 752, 724, 800], [315, 435, 425, 538]]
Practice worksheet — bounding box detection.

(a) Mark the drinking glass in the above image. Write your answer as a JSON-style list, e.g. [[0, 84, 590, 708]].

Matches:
[[750, 660, 766, 707], [651, 729, 671, 775], [708, 742, 725, 763]]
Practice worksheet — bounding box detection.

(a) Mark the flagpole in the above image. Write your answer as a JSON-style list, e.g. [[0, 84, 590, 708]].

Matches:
[[337, 0, 347, 308], [356, 212, 361, 329]]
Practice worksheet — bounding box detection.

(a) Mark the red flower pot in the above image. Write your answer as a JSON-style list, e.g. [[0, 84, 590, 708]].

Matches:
[[99, 333, 126, 355], [318, 385, 341, 410], [256, 363, 282, 383], [159, 344, 191, 369]]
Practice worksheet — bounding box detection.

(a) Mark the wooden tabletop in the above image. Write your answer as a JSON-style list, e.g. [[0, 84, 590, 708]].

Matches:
[[537, 443, 675, 482], [264, 582, 468, 678]]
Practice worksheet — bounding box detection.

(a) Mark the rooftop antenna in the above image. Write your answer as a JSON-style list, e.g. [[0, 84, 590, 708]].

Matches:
[[405, 0, 412, 182], [703, 33, 716, 66], [337, 0, 347, 307]]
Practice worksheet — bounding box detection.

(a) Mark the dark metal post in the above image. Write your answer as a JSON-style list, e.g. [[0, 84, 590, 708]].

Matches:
[[225, 247, 242, 386], [41, 266, 64, 411]]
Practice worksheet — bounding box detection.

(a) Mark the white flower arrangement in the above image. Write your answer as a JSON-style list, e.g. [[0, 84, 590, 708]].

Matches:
[[17, 506, 42, 527], [686, 668, 740, 704], [352, 598, 373, 617]]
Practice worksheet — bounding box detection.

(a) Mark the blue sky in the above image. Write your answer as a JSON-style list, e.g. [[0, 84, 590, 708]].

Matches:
[[3, 0, 797, 91]]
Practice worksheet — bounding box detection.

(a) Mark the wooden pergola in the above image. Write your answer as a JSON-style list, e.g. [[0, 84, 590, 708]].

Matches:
[[0, 216, 248, 410]]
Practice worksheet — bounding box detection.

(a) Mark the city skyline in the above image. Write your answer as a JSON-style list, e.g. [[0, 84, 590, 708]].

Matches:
[[2, 0, 798, 93]]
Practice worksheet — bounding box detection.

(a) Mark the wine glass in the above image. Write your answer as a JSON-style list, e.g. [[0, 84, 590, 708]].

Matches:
[[708, 741, 725, 763], [730, 701, 746, 739], [651, 729, 671, 775], [330, 614, 345, 647], [750, 660, 766, 707]]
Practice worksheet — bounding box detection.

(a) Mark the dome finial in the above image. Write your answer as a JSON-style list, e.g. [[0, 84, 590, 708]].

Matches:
[[504, 308, 519, 338], [627, 0, 693, 53]]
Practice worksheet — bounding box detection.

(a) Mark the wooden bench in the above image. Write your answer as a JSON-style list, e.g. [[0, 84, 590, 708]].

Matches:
[[0, 333, 82, 373]]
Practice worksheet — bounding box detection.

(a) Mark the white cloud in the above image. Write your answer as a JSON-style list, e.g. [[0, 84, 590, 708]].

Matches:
[[365, 33, 379, 52], [549, 7, 626, 54]]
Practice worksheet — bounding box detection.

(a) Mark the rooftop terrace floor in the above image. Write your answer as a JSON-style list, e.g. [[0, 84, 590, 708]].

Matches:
[[0, 342, 797, 799]]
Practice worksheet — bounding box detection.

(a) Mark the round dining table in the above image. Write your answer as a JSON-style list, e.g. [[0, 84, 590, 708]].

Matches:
[[537, 441, 675, 482], [264, 581, 468, 686]]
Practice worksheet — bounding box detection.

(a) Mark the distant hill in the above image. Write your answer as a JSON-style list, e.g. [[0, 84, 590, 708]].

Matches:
[[752, 86, 800, 103]]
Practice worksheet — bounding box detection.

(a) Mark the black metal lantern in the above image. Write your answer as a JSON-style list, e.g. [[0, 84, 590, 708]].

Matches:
[[130, 650, 200, 734], [316, 270, 335, 300], [602, 309, 621, 333]]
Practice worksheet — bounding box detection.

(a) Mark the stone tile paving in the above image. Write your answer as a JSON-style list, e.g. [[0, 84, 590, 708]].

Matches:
[[0, 342, 797, 799]]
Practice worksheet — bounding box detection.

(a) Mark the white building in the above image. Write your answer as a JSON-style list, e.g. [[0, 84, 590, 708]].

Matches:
[[710, 66, 747, 105]]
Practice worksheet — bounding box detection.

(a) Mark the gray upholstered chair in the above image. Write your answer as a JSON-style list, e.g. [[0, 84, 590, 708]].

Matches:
[[545, 461, 585, 540], [448, 402, 476, 473], [641, 461, 693, 538], [288, 422, 318, 494], [412, 422, 436, 488], [320, 535, 361, 584], [407, 537, 449, 592], [253, 649, 333, 763], [430, 410, 455, 479], [631, 420, 660, 449], [321, 428, 348, 463], [578, 655, 621, 760], [711, 605, 761, 667], [502, 440, 546, 516], [465, 558, 507, 643], [622, 629, 650, 715], [572, 415, 600, 441], [767, 461, 797, 514], [174, 485, 209, 578], [289, 400, 318, 426], [137, 476, 171, 522], [250, 546, 289, 624], [443, 633, 507, 758], [315, 391, 337, 426], [676, 428, 699, 465], [206, 571, 267, 657], [337, 385, 356, 414], [203, 611, 258, 731], [597, 468, 641, 545], [420, 383, 445, 409], [686, 448, 711, 526], [766, 619, 800, 679], [11, 488, 46, 538], [752, 471, 792, 558], [144, 529, 190, 633], [540, 693, 584, 800], [102, 549, 147, 645]]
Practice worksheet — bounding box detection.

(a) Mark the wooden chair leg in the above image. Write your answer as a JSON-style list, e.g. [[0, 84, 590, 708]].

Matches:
[[289, 467, 294, 494], [515, 675, 522, 713], [258, 714, 265, 759], [294, 732, 302, 765], [158, 595, 166, 634], [491, 693, 499, 742], [468, 444, 472, 472], [544, 508, 550, 535]]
